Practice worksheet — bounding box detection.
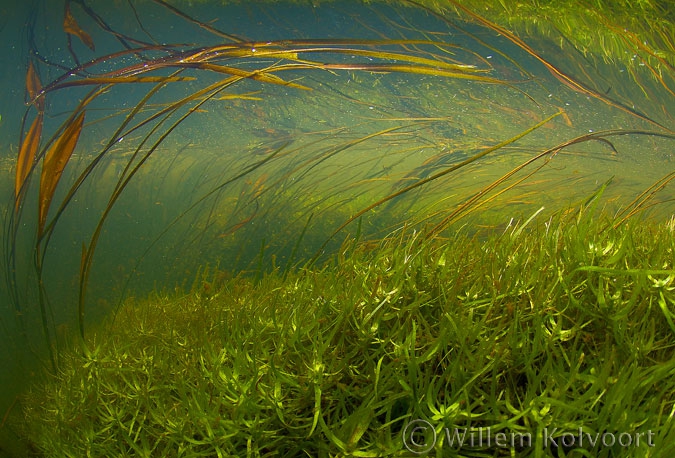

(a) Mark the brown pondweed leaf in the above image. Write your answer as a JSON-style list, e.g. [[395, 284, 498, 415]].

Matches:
[[26, 61, 44, 111], [48, 75, 196, 92], [38, 111, 85, 236], [218, 45, 485, 73], [217, 204, 259, 239], [215, 91, 263, 101], [63, 2, 95, 51], [35, 45, 181, 96], [194, 63, 311, 90], [318, 63, 507, 82], [15, 115, 44, 212]]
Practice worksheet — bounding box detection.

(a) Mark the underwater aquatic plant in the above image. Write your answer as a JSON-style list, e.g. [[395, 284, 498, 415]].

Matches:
[[7, 0, 546, 359], [1, 3, 674, 455], [4, 0, 674, 369], [0, 0, 674, 456], [12, 204, 675, 456]]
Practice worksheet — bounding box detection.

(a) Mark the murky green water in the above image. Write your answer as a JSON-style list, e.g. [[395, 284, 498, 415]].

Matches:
[[0, 1, 673, 454]]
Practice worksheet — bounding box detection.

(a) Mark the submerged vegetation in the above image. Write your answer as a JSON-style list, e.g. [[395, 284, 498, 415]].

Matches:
[[1, 0, 674, 456], [177, 0, 675, 93], [13, 208, 675, 456]]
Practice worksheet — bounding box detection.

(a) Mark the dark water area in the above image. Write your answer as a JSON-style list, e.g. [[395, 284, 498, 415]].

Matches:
[[0, 1, 673, 454]]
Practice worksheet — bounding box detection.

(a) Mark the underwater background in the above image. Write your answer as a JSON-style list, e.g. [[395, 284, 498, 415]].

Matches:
[[0, 0, 673, 456]]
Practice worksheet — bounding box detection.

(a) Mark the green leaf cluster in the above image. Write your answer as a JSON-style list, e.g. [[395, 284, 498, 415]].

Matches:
[[15, 208, 675, 456]]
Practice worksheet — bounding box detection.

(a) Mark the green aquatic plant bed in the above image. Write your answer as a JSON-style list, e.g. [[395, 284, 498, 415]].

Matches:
[[14, 207, 675, 457]]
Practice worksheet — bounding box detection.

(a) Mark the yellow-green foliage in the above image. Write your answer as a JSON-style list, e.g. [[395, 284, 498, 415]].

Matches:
[[15, 209, 675, 456], [453, 0, 674, 66]]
